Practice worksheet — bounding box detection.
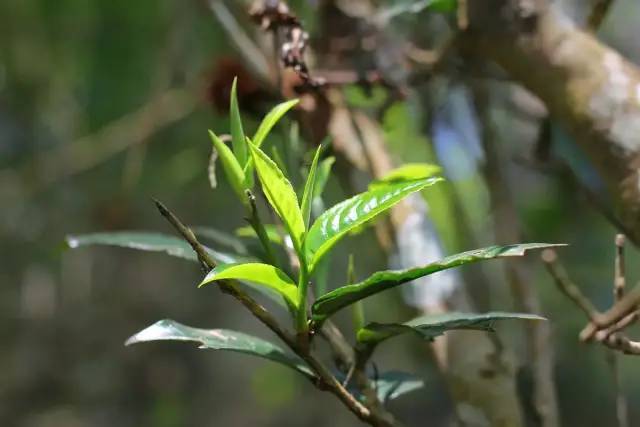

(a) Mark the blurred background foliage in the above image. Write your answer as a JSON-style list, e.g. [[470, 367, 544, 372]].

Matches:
[[2, 0, 640, 426]]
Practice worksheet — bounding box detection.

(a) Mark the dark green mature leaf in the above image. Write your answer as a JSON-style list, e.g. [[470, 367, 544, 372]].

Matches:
[[66, 232, 242, 264], [300, 144, 324, 228], [305, 178, 443, 271], [208, 130, 246, 200], [199, 263, 299, 308], [65, 232, 291, 306], [248, 141, 305, 254], [357, 312, 545, 345], [230, 77, 248, 166], [126, 319, 314, 379], [312, 243, 564, 322]]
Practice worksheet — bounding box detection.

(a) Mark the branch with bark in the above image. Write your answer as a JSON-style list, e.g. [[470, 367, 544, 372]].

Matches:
[[154, 199, 399, 427], [462, 0, 640, 244], [542, 235, 640, 359]]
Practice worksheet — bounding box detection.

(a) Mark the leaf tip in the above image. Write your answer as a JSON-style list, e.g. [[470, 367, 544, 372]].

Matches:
[[65, 235, 78, 249]]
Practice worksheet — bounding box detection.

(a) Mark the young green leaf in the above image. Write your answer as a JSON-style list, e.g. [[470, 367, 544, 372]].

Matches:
[[208, 130, 246, 201], [66, 231, 243, 264], [313, 156, 335, 200], [357, 312, 545, 345], [430, 0, 457, 13], [370, 163, 441, 187], [126, 319, 314, 379], [312, 243, 564, 322], [199, 263, 299, 308], [242, 100, 299, 189], [248, 141, 305, 254], [300, 144, 324, 228], [230, 77, 248, 165], [305, 177, 443, 271], [252, 99, 299, 148]]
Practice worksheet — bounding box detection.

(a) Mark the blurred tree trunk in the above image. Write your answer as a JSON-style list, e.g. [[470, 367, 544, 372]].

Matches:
[[464, 0, 640, 244]]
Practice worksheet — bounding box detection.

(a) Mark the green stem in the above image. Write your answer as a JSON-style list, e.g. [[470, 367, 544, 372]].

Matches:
[[246, 190, 278, 266], [347, 255, 365, 332], [296, 261, 309, 337]]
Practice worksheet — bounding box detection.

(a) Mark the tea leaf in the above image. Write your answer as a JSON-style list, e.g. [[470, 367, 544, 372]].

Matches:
[[306, 178, 443, 271], [126, 319, 314, 378], [248, 141, 305, 255], [357, 312, 545, 345], [312, 243, 564, 322], [199, 263, 299, 308]]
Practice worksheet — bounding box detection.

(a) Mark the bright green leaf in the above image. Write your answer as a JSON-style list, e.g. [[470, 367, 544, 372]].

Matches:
[[253, 99, 299, 148], [357, 312, 545, 345], [208, 130, 246, 201], [199, 263, 299, 308], [430, 0, 457, 13], [300, 144, 324, 228], [313, 156, 335, 200], [126, 319, 314, 378], [243, 100, 298, 189], [230, 77, 248, 166], [66, 232, 243, 264], [312, 243, 564, 322], [306, 178, 443, 271], [370, 163, 441, 188], [248, 141, 305, 255]]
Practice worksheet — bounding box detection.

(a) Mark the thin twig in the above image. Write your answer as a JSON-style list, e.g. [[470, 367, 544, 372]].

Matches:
[[543, 243, 640, 365], [587, 0, 616, 31], [541, 249, 600, 320], [245, 190, 278, 266], [206, 0, 272, 85], [614, 234, 626, 301], [154, 199, 399, 426], [608, 234, 629, 427]]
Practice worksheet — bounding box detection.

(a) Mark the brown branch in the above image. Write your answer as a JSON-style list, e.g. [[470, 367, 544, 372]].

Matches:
[[542, 240, 640, 365], [153, 199, 398, 425], [607, 233, 629, 427], [249, 0, 326, 91], [541, 249, 600, 320], [462, 2, 640, 244]]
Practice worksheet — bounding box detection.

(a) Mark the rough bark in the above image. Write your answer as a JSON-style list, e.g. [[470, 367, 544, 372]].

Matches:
[[464, 0, 640, 244]]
